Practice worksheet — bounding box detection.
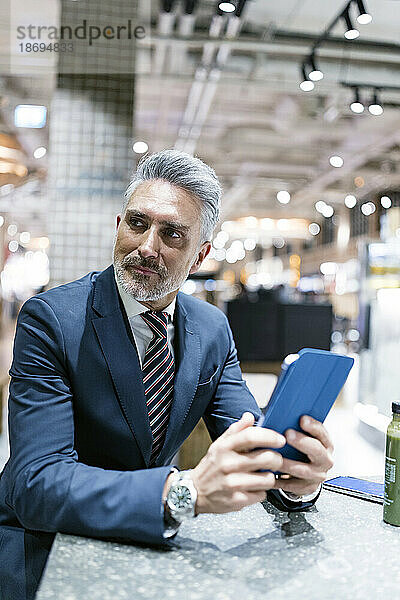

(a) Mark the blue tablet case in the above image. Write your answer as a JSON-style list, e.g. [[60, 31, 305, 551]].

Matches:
[[257, 348, 354, 462]]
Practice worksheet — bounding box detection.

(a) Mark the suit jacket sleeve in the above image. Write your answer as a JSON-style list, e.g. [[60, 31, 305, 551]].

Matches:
[[7, 296, 173, 545], [202, 314, 261, 440]]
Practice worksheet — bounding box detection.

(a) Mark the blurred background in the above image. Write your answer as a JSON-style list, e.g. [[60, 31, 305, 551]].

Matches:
[[1, 0, 400, 477]]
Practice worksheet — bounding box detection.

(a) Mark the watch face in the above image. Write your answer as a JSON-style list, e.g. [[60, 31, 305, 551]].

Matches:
[[169, 485, 192, 510]]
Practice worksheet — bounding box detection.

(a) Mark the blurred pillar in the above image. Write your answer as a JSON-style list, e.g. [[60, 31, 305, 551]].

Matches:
[[336, 208, 351, 253], [47, 0, 139, 285]]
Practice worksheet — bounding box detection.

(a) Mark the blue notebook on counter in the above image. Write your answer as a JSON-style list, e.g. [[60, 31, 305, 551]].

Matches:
[[257, 348, 354, 462]]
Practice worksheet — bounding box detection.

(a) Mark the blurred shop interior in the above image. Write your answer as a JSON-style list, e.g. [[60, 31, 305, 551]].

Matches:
[[1, 0, 400, 476]]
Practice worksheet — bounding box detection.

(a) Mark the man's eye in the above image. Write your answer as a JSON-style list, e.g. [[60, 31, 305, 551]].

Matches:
[[165, 229, 181, 239], [129, 219, 145, 228]]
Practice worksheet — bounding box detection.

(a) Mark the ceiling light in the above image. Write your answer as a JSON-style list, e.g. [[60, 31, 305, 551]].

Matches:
[[320, 262, 338, 276], [181, 280, 197, 295], [132, 141, 149, 154], [15, 104, 47, 128], [342, 10, 360, 39], [8, 224, 17, 236], [8, 240, 18, 253], [356, 0, 372, 24], [329, 155, 344, 168], [308, 70, 323, 83], [214, 248, 226, 261], [299, 65, 314, 92], [218, 1, 235, 12], [204, 279, 217, 292], [243, 216, 258, 227], [350, 87, 364, 113], [368, 91, 383, 116], [231, 239, 244, 251], [226, 248, 238, 264], [309, 223, 320, 236], [33, 146, 47, 159], [381, 196, 392, 209], [216, 230, 229, 244], [351, 101, 364, 114], [244, 238, 256, 251], [361, 202, 376, 215], [300, 80, 314, 92], [277, 190, 291, 204], [345, 194, 357, 208], [322, 205, 334, 218], [272, 238, 285, 249], [20, 231, 31, 244], [213, 237, 225, 249], [308, 56, 323, 82], [369, 104, 383, 116], [315, 201, 326, 213]]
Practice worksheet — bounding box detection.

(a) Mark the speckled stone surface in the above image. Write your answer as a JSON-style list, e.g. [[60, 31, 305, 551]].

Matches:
[[36, 490, 400, 600]]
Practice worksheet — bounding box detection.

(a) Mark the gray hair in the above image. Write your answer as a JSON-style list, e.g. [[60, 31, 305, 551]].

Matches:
[[123, 149, 221, 242]]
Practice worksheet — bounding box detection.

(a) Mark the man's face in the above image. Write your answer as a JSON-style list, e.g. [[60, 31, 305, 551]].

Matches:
[[113, 180, 210, 305]]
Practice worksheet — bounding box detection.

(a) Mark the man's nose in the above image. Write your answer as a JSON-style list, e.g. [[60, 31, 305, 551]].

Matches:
[[138, 227, 160, 259]]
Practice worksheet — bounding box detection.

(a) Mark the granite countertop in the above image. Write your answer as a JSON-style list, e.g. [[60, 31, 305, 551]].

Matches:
[[36, 490, 400, 600]]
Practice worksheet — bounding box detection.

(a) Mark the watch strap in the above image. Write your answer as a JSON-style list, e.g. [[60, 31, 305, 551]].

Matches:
[[266, 485, 322, 512]]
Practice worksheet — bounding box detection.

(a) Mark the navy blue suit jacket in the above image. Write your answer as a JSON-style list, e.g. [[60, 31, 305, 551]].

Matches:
[[0, 265, 261, 599]]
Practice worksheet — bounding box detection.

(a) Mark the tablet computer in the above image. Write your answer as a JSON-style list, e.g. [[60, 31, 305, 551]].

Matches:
[[256, 348, 354, 463]]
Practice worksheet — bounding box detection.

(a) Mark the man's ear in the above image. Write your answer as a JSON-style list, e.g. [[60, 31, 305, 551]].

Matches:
[[116, 214, 121, 229], [189, 242, 211, 275]]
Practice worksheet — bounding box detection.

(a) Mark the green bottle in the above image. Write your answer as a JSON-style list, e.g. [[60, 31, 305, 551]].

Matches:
[[383, 402, 400, 526]]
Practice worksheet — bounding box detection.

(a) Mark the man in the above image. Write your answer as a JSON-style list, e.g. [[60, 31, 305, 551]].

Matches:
[[0, 150, 333, 599]]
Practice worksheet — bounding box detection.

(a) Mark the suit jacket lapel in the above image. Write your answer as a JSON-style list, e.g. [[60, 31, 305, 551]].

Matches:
[[156, 293, 201, 465], [91, 266, 153, 466]]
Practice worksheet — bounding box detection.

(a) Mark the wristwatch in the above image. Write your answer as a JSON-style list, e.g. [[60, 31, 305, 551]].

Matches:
[[165, 469, 198, 524]]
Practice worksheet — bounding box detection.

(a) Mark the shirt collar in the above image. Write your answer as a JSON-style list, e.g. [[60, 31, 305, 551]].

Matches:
[[115, 272, 176, 321]]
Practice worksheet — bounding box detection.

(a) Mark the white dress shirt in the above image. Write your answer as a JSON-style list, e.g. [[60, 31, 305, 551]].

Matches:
[[115, 278, 176, 366]]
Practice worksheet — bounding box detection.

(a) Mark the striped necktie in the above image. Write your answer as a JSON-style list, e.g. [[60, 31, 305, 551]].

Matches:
[[141, 310, 175, 466]]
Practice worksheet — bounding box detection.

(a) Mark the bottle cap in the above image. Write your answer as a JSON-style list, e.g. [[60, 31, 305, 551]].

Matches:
[[392, 402, 400, 414]]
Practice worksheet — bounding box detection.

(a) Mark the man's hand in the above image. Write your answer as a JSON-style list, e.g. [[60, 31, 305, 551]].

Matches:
[[190, 412, 286, 515], [273, 415, 334, 497]]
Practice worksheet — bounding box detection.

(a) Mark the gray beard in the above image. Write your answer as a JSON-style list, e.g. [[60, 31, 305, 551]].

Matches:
[[113, 255, 193, 302]]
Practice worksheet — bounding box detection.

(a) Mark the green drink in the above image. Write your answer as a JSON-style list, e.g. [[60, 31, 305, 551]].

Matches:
[[383, 402, 400, 526]]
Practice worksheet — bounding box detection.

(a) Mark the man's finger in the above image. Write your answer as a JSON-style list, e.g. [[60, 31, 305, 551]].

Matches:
[[299, 416, 334, 452], [221, 448, 284, 474], [279, 457, 327, 482], [273, 477, 321, 497], [224, 471, 276, 492], [285, 429, 333, 468], [222, 412, 255, 438], [225, 426, 286, 452]]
